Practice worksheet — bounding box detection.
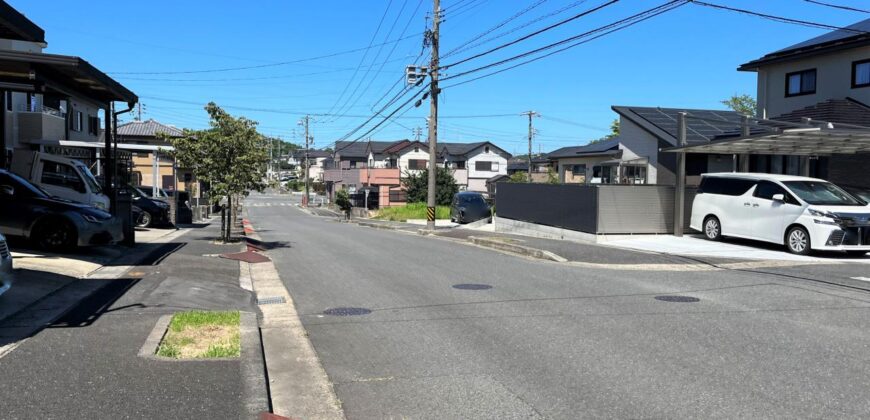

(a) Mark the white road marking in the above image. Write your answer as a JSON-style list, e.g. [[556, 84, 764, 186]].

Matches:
[[850, 277, 870, 282]]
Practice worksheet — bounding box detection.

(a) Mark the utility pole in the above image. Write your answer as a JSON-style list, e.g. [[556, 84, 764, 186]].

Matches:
[[413, 127, 423, 141], [521, 111, 540, 182], [426, 0, 441, 230], [301, 115, 311, 207]]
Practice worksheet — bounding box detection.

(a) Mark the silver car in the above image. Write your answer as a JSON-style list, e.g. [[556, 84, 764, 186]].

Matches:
[[0, 233, 12, 297]]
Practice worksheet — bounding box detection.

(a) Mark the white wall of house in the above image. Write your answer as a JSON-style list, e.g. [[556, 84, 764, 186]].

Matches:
[[755, 46, 870, 118], [466, 144, 508, 191], [397, 146, 429, 175], [617, 117, 660, 183]]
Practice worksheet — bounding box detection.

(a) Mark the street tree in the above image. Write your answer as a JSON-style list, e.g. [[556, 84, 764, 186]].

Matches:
[[169, 102, 269, 241]]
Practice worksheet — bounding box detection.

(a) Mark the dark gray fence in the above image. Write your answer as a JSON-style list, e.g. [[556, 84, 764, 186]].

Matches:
[[496, 183, 598, 233], [496, 183, 696, 235]]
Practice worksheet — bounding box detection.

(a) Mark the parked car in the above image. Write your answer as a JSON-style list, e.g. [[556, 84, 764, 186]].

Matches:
[[0, 233, 12, 298], [0, 169, 121, 251], [125, 186, 171, 228], [450, 191, 492, 224], [10, 150, 110, 210], [138, 186, 170, 199], [691, 173, 870, 256]]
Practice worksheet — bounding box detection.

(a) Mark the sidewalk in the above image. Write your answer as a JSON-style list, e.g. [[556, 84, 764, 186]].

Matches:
[[0, 221, 265, 419]]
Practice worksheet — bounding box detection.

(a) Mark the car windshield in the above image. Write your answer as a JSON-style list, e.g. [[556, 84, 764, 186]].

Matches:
[[76, 164, 102, 194], [783, 181, 866, 206]]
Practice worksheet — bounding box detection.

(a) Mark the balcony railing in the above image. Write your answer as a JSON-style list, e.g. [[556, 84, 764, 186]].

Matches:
[[18, 104, 65, 118]]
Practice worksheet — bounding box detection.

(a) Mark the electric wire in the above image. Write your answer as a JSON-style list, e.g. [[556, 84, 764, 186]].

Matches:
[[804, 0, 869, 14], [690, 0, 870, 33]]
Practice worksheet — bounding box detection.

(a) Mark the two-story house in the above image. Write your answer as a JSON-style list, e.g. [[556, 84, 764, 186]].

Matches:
[[0, 1, 137, 200], [738, 17, 870, 188]]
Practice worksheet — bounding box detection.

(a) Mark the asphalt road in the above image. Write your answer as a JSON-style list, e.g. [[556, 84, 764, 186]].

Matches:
[[248, 193, 870, 419]]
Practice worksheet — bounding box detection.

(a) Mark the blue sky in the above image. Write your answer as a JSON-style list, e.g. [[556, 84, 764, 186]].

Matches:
[[11, 0, 868, 154]]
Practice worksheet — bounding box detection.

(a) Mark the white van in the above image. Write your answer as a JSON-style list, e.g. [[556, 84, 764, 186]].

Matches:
[[691, 173, 870, 256], [10, 151, 110, 210]]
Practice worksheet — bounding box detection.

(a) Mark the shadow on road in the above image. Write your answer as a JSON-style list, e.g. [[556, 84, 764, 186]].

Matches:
[[48, 278, 140, 329]]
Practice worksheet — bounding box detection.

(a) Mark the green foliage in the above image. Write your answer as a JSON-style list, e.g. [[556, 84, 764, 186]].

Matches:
[[335, 189, 352, 212], [167, 310, 240, 332], [721, 94, 757, 116], [589, 118, 621, 144], [401, 167, 459, 206], [375, 203, 451, 221], [509, 171, 530, 183], [285, 179, 302, 191], [169, 103, 270, 203], [546, 167, 559, 184]]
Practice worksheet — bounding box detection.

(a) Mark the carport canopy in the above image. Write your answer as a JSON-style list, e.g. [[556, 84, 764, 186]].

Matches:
[[663, 125, 870, 156]]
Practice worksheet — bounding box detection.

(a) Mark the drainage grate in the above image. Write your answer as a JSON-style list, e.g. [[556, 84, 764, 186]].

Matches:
[[257, 296, 286, 305], [654, 295, 700, 303], [323, 307, 372, 316], [452, 283, 493, 290]]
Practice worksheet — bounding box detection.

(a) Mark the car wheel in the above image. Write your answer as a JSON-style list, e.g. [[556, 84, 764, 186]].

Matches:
[[136, 211, 152, 228], [703, 216, 722, 241], [33, 218, 77, 252], [786, 226, 812, 255], [846, 251, 867, 258]]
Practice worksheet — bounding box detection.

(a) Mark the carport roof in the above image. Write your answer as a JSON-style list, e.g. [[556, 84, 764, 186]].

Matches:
[[664, 126, 870, 156]]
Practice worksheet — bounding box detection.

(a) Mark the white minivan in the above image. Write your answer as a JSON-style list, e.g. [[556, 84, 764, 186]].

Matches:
[[691, 173, 870, 256]]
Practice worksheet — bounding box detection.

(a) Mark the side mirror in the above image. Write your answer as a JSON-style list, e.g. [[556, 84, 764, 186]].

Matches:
[[772, 193, 785, 203], [0, 185, 13, 196]]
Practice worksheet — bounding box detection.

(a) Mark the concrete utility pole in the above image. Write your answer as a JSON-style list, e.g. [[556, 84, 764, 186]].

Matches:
[[522, 111, 540, 182], [301, 115, 311, 207], [426, 0, 441, 230]]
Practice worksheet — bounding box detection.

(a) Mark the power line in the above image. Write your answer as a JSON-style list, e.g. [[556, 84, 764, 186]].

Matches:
[[323, 0, 396, 118], [442, 0, 619, 70], [690, 0, 870, 33], [443, 0, 551, 57], [107, 33, 422, 75], [441, 1, 687, 84], [443, 0, 590, 58], [804, 0, 870, 14]]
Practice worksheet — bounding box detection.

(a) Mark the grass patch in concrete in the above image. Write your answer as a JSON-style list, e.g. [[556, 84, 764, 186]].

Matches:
[[375, 202, 451, 221], [157, 310, 240, 359]]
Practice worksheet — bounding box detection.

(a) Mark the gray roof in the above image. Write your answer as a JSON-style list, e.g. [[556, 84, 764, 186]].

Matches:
[[0, 1, 45, 43], [334, 140, 397, 158], [117, 119, 183, 138], [739, 18, 870, 70], [546, 137, 621, 159], [612, 106, 748, 146], [291, 149, 331, 159]]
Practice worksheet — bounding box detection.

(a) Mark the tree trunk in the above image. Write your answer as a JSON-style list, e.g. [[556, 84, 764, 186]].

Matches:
[[225, 195, 232, 242], [220, 204, 226, 242]]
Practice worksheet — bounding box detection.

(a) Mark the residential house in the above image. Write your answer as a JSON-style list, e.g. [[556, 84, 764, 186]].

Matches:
[[116, 119, 194, 193], [547, 138, 621, 184], [439, 141, 511, 191], [323, 140, 403, 206], [505, 155, 552, 182], [738, 17, 870, 188], [0, 1, 137, 199], [288, 149, 331, 182]]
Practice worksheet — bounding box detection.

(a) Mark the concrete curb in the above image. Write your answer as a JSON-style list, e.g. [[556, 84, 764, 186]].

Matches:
[[467, 236, 568, 262], [241, 311, 271, 418], [357, 221, 398, 230]]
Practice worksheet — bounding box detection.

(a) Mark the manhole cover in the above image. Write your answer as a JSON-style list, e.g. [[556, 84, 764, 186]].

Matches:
[[654, 295, 700, 303], [323, 307, 372, 316], [452, 284, 493, 290]]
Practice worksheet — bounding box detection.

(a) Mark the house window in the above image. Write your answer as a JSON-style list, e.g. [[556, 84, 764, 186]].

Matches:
[[621, 165, 647, 184], [4, 92, 10, 111], [408, 159, 427, 170], [785, 69, 816, 97], [70, 111, 83, 132], [475, 161, 492, 171], [853, 59, 870, 88], [571, 164, 586, 176], [88, 116, 100, 135], [484, 146, 490, 154], [455, 160, 466, 169]]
